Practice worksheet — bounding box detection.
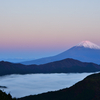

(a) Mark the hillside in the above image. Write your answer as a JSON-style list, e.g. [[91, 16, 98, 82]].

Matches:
[[0, 61, 37, 76], [18, 72, 100, 100], [0, 90, 16, 100], [0, 58, 100, 76]]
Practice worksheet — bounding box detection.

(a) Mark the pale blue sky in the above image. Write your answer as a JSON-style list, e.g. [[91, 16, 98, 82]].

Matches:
[[0, 0, 100, 59]]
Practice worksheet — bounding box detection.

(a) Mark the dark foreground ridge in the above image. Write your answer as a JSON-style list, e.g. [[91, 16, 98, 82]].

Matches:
[[0, 58, 100, 76], [18, 72, 100, 100], [0, 90, 16, 100]]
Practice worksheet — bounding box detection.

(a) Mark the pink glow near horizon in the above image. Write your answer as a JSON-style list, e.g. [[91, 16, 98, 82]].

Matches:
[[0, 32, 100, 51], [0, 1, 100, 58]]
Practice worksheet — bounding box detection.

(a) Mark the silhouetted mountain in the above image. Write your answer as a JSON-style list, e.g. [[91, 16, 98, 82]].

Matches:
[[18, 72, 100, 100], [0, 90, 16, 100], [0, 58, 100, 76], [21, 41, 100, 65], [0, 61, 37, 76]]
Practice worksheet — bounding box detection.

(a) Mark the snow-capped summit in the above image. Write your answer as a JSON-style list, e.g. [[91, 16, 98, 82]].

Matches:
[[76, 41, 100, 49]]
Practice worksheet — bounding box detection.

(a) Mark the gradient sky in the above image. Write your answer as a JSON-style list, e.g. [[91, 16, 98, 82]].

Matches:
[[0, 0, 100, 60]]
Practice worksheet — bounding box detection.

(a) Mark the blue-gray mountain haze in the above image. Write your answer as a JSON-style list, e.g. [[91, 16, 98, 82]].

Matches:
[[21, 41, 100, 65]]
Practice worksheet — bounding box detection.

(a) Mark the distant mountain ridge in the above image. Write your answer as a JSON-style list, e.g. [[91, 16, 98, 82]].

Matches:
[[21, 41, 100, 65], [0, 58, 100, 76]]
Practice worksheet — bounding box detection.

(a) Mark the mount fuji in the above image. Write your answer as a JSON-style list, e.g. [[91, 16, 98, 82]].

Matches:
[[21, 41, 100, 65]]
